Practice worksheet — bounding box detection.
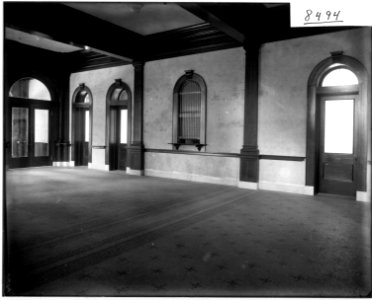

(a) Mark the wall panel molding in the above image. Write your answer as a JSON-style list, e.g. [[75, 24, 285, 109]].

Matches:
[[145, 148, 240, 158], [145, 148, 307, 161], [259, 155, 305, 161]]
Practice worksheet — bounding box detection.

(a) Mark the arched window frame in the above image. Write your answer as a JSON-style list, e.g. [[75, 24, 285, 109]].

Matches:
[[9, 77, 52, 101], [306, 53, 369, 194], [320, 67, 359, 87], [172, 70, 207, 151], [105, 79, 132, 165], [71, 83, 93, 163]]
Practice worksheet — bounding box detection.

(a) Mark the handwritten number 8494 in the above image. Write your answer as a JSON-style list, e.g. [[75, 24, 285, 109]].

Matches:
[[305, 10, 341, 23]]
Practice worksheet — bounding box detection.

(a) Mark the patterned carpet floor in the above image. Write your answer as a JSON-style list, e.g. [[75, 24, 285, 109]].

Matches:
[[5, 167, 371, 296]]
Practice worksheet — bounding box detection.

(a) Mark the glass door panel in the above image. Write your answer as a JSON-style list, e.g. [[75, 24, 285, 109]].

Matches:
[[11, 107, 29, 158], [120, 109, 127, 144], [34, 109, 49, 157], [85, 110, 90, 142], [324, 99, 354, 154]]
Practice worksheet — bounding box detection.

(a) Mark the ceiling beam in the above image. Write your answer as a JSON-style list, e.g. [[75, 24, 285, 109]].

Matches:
[[4, 2, 144, 61], [144, 23, 241, 61], [179, 3, 245, 44]]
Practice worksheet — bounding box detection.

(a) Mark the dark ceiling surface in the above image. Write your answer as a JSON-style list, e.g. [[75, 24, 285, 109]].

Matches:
[[4, 2, 356, 71], [64, 2, 205, 35]]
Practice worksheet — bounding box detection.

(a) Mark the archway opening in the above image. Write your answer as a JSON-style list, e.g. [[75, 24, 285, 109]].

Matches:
[[72, 84, 92, 166], [106, 79, 131, 171]]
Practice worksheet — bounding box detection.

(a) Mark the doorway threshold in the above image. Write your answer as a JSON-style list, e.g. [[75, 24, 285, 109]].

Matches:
[[316, 193, 355, 201]]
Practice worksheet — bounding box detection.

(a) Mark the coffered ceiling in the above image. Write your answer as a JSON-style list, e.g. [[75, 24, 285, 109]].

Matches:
[[4, 2, 356, 71], [64, 2, 204, 36]]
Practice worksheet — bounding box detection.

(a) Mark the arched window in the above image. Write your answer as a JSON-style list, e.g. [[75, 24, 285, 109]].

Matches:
[[74, 89, 91, 104], [321, 68, 359, 87], [172, 70, 207, 151], [110, 87, 129, 102], [9, 77, 51, 101]]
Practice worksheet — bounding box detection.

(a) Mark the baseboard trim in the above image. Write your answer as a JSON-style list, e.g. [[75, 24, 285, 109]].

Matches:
[[88, 163, 109, 171], [145, 169, 237, 186], [304, 185, 315, 195], [356, 191, 369, 202], [238, 181, 258, 190], [259, 181, 313, 195], [52, 161, 75, 167], [126, 167, 144, 176]]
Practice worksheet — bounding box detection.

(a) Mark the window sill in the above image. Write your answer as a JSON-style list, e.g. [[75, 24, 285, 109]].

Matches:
[[169, 143, 207, 151]]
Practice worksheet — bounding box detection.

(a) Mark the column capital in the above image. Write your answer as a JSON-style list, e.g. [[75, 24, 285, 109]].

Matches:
[[133, 61, 145, 69], [243, 38, 262, 53]]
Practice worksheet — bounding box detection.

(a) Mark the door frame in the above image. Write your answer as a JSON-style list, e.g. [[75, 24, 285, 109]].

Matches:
[[7, 96, 54, 168], [105, 79, 132, 170], [306, 54, 369, 196], [71, 84, 93, 166], [318, 93, 358, 196]]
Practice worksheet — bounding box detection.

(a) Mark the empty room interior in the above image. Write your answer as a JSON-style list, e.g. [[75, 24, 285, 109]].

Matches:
[[3, 1, 372, 297]]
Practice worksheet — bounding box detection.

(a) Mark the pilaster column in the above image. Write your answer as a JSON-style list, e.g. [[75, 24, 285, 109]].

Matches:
[[240, 42, 261, 187], [56, 71, 71, 163], [127, 61, 145, 174]]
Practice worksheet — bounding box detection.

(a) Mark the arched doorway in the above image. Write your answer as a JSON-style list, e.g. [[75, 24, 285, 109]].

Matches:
[[306, 53, 368, 198], [72, 84, 92, 166], [105, 79, 131, 171], [7, 77, 53, 168]]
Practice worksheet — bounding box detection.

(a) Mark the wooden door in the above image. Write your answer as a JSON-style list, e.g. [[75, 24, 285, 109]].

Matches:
[[109, 108, 127, 170], [74, 108, 90, 166], [9, 101, 51, 168], [318, 95, 356, 196]]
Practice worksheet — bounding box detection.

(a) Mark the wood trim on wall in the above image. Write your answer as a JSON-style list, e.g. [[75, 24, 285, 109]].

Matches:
[[145, 148, 305, 161], [145, 148, 240, 158], [259, 155, 305, 161]]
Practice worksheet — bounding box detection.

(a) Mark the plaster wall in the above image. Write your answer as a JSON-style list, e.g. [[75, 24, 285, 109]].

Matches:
[[145, 152, 240, 186], [144, 48, 245, 183], [259, 28, 371, 194], [69, 65, 134, 169], [144, 47, 245, 153]]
